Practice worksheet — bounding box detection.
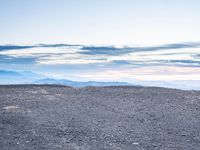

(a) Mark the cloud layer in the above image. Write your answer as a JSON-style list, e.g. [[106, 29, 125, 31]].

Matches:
[[0, 42, 200, 81]]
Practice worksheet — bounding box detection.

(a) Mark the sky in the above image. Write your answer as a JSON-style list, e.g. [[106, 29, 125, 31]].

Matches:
[[0, 0, 200, 87], [1, 0, 200, 45]]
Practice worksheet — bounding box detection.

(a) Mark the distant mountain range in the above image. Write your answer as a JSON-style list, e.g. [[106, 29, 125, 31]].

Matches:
[[0, 70, 44, 84], [0, 70, 129, 87], [34, 78, 129, 87], [0, 70, 200, 90]]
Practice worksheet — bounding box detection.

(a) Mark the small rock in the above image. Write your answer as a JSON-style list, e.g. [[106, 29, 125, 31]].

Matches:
[[133, 142, 140, 145]]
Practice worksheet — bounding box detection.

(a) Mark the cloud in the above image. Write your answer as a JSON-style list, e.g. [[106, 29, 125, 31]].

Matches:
[[0, 42, 199, 68], [77, 66, 200, 82], [80, 42, 200, 56], [135, 42, 200, 52], [166, 60, 200, 66], [194, 54, 200, 59], [38, 44, 82, 47], [0, 54, 37, 64], [0, 42, 200, 85], [80, 46, 133, 55], [0, 44, 81, 51], [0, 45, 35, 51]]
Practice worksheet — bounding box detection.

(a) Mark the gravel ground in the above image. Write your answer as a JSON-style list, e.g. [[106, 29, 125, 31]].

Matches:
[[0, 85, 200, 150]]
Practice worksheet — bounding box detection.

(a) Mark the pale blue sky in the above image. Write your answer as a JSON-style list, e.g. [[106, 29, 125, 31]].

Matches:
[[0, 0, 200, 45]]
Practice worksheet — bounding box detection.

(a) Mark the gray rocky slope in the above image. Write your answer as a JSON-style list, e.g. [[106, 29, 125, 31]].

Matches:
[[0, 85, 200, 150]]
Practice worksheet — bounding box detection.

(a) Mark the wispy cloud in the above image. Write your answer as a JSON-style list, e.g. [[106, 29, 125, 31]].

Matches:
[[0, 45, 35, 51], [0, 44, 82, 51], [0, 42, 200, 81], [80, 46, 133, 55], [80, 42, 200, 55], [0, 43, 200, 66]]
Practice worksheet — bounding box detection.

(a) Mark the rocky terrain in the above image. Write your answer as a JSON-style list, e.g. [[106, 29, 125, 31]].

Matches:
[[0, 85, 200, 150]]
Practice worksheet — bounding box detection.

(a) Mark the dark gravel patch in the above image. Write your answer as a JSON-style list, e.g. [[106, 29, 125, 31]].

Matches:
[[0, 85, 200, 150]]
